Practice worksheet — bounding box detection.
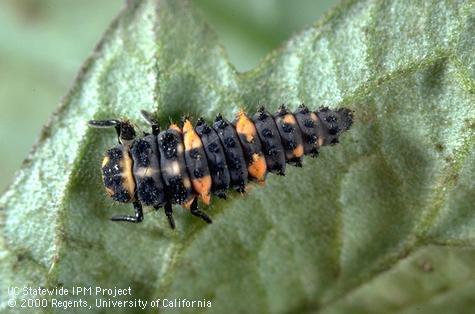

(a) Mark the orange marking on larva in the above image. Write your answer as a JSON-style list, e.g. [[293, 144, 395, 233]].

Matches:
[[169, 123, 181, 132], [191, 175, 212, 205], [120, 148, 135, 201], [182, 197, 195, 209], [282, 114, 297, 125], [200, 192, 211, 205], [314, 114, 325, 147], [183, 177, 192, 188], [105, 187, 115, 196], [293, 144, 304, 158], [318, 137, 324, 147], [102, 156, 110, 167], [182, 119, 193, 134], [183, 119, 203, 150], [235, 110, 256, 143], [248, 153, 267, 182], [310, 112, 318, 122]]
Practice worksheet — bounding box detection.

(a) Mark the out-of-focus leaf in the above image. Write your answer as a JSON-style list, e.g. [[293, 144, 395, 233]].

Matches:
[[191, 0, 336, 70], [0, 0, 122, 191], [0, 0, 474, 313]]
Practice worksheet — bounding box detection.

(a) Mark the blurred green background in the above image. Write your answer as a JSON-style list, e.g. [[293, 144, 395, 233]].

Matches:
[[0, 0, 337, 192]]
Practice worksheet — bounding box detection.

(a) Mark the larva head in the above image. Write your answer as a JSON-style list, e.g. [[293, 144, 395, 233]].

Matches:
[[316, 107, 353, 145], [118, 120, 136, 144]]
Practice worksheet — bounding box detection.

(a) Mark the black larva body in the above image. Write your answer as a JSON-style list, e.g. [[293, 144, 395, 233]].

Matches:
[[89, 105, 353, 229]]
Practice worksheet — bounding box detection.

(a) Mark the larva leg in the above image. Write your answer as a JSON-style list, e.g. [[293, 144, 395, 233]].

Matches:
[[110, 200, 144, 223], [190, 197, 212, 224], [164, 201, 176, 229]]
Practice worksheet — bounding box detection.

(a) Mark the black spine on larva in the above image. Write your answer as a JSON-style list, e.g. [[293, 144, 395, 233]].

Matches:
[[273, 105, 304, 166], [213, 115, 248, 193], [253, 107, 286, 175], [157, 129, 193, 204], [130, 134, 166, 206], [294, 104, 319, 157], [195, 119, 230, 198]]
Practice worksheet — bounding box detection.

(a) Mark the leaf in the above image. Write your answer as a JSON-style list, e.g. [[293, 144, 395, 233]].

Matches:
[[0, 0, 123, 191], [1, 0, 474, 313]]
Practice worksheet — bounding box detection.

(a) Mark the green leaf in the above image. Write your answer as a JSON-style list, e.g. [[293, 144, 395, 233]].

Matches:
[[1, 0, 474, 313]]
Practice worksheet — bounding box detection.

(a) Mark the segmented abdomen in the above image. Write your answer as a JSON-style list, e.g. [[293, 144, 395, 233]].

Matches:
[[111, 104, 353, 208]]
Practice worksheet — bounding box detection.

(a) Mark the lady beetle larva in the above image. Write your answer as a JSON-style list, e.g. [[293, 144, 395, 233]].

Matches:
[[88, 105, 353, 229]]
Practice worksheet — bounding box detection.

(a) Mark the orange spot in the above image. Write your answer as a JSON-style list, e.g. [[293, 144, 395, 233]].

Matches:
[[102, 156, 110, 167], [182, 197, 195, 209], [191, 175, 212, 205], [183, 119, 203, 150], [310, 112, 318, 122], [235, 110, 256, 143], [318, 137, 324, 147], [182, 119, 193, 133], [282, 114, 297, 125], [200, 193, 211, 205], [313, 114, 324, 147], [169, 123, 181, 132], [293, 144, 304, 158], [120, 148, 136, 201], [183, 177, 192, 188], [248, 153, 267, 182], [105, 187, 115, 196]]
